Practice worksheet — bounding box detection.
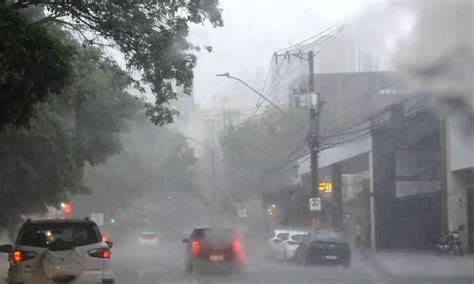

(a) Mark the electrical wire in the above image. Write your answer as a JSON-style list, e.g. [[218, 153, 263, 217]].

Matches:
[[262, 93, 431, 176], [276, 24, 343, 53]]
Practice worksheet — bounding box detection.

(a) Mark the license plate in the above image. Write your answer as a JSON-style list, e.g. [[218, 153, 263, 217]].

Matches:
[[209, 255, 224, 262], [325, 255, 338, 260]]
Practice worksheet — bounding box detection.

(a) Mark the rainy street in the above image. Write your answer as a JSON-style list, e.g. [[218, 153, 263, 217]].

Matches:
[[1, 1, 474, 284], [112, 241, 474, 284]]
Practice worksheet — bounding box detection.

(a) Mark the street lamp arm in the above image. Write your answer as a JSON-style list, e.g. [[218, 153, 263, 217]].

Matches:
[[216, 73, 286, 113]]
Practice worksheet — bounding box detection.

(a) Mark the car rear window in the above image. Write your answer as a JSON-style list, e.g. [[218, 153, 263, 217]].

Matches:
[[310, 231, 346, 242], [291, 234, 307, 242], [192, 228, 234, 243], [140, 233, 157, 240], [276, 233, 289, 240], [18, 222, 101, 248]]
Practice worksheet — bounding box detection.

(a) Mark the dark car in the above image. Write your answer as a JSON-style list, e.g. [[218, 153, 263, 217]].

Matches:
[[183, 227, 245, 274], [294, 231, 350, 267]]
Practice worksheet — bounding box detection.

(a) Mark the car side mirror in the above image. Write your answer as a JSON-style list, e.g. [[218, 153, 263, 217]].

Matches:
[[105, 241, 113, 248], [182, 238, 189, 243], [0, 244, 12, 254]]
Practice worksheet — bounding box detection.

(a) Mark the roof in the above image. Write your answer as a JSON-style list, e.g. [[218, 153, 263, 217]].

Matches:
[[26, 219, 92, 225]]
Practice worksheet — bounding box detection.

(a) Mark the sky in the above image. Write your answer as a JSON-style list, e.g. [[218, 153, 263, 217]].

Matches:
[[190, 0, 383, 109]]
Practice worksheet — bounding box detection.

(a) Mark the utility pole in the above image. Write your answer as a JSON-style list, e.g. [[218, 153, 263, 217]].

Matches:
[[308, 50, 321, 229]]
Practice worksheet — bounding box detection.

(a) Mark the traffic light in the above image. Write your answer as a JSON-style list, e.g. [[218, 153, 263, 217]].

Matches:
[[110, 218, 116, 224]]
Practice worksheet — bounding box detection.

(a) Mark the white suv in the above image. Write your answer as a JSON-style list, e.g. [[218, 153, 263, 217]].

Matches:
[[0, 219, 114, 284]]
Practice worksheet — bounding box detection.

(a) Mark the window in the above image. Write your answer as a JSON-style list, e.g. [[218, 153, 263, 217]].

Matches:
[[18, 222, 100, 248], [192, 228, 234, 243], [291, 234, 308, 243], [276, 233, 289, 241]]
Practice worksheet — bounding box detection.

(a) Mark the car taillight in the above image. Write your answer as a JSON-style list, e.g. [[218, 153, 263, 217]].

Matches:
[[12, 250, 37, 263], [232, 240, 246, 264], [232, 240, 242, 253], [88, 248, 110, 259], [191, 240, 200, 256]]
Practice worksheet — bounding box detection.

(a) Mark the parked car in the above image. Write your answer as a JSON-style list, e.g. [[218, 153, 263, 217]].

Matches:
[[183, 227, 245, 275], [295, 231, 350, 267], [277, 231, 310, 260], [264, 229, 290, 258], [0, 218, 114, 284], [266, 229, 309, 260], [138, 232, 159, 247]]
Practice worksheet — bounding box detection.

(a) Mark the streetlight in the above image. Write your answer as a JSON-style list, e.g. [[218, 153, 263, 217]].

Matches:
[[216, 73, 286, 113]]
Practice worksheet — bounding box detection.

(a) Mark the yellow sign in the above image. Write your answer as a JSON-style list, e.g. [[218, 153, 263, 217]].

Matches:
[[319, 182, 333, 193]]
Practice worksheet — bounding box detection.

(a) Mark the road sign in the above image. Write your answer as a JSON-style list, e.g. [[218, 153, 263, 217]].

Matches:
[[90, 213, 104, 226], [319, 182, 333, 193], [238, 208, 247, 218], [309, 197, 321, 211]]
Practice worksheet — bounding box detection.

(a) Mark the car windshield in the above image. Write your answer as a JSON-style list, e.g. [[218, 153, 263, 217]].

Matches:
[[18, 222, 100, 248]]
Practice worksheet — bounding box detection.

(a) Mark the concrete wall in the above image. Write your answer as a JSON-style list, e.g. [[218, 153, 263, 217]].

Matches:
[[445, 116, 471, 249], [449, 115, 474, 171]]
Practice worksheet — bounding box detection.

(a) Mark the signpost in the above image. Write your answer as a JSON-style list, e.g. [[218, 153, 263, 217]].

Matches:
[[309, 197, 321, 211], [319, 182, 333, 193], [238, 208, 247, 218]]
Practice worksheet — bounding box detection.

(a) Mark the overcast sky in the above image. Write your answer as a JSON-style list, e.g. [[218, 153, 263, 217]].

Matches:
[[190, 0, 383, 109]]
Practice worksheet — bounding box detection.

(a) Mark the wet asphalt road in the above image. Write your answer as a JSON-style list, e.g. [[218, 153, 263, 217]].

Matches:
[[112, 241, 474, 284]]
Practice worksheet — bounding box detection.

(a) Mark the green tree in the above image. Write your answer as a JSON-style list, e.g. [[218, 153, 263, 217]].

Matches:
[[0, 5, 74, 129], [32, 0, 222, 125], [79, 115, 199, 216], [0, 41, 140, 229], [220, 109, 306, 200], [1, 1, 222, 129]]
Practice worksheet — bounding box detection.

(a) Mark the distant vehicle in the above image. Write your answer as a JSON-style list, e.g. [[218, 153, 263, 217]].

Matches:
[[295, 231, 350, 267], [183, 227, 245, 275], [138, 232, 159, 247], [0, 218, 115, 284], [265, 229, 309, 260], [264, 229, 290, 258], [276, 231, 310, 260]]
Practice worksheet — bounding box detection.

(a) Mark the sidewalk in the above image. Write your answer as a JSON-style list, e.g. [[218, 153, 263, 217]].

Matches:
[[356, 248, 474, 282]]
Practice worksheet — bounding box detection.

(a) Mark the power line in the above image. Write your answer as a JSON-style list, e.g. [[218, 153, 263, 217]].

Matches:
[[251, 58, 297, 118], [276, 24, 343, 53], [262, 93, 431, 176]]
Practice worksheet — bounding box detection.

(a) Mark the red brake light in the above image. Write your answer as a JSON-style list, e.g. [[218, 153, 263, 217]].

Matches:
[[12, 250, 36, 263], [232, 240, 242, 253], [191, 240, 200, 256], [232, 240, 246, 264], [88, 248, 110, 259]]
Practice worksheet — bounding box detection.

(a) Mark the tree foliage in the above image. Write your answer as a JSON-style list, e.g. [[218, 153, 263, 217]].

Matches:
[[81, 115, 199, 214], [0, 41, 140, 228], [0, 5, 74, 129], [36, 0, 223, 125], [219, 109, 306, 200]]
